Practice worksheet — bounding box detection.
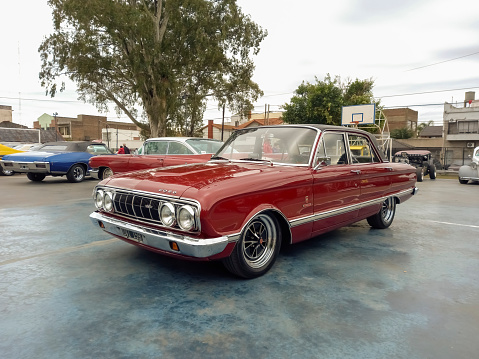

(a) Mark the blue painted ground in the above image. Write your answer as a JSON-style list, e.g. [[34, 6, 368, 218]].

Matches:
[[1, 177, 478, 359]]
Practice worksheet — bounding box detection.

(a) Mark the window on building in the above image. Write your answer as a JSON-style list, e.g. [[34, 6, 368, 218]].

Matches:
[[457, 120, 479, 134]]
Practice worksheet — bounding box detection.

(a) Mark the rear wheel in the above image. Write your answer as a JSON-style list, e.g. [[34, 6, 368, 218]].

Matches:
[[66, 164, 86, 183], [367, 197, 396, 229], [223, 213, 281, 279], [458, 178, 468, 184], [26, 173, 46, 182], [101, 167, 113, 180], [416, 167, 424, 182], [428, 164, 436, 179]]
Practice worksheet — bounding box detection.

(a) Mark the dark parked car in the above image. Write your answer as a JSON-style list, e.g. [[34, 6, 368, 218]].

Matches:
[[90, 125, 418, 278], [0, 141, 112, 183], [394, 150, 436, 182]]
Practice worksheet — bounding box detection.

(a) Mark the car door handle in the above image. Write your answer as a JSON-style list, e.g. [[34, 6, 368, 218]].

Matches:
[[384, 167, 393, 171], [350, 170, 361, 174]]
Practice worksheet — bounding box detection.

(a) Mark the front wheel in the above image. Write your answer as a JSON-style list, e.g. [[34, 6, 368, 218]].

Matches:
[[26, 173, 46, 182], [66, 164, 86, 183], [223, 213, 281, 279], [101, 167, 114, 180], [367, 197, 396, 229], [458, 178, 468, 184]]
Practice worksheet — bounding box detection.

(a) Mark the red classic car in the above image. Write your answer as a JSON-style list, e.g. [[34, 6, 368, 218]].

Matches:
[[90, 125, 418, 278], [89, 137, 223, 180]]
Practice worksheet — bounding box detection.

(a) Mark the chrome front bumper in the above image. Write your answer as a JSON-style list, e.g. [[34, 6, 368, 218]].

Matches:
[[90, 211, 231, 258]]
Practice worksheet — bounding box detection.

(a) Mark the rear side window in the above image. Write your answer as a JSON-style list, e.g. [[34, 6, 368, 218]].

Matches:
[[348, 135, 379, 163], [167, 142, 194, 155]]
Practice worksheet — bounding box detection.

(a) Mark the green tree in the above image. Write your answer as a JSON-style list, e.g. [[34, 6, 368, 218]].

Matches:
[[391, 127, 414, 139], [282, 74, 379, 126], [39, 0, 266, 137]]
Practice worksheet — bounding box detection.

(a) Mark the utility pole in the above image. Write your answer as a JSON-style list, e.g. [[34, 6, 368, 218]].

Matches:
[[53, 112, 58, 141]]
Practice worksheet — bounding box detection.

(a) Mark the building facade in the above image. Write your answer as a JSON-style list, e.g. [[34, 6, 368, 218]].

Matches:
[[442, 92, 479, 169], [383, 108, 418, 136]]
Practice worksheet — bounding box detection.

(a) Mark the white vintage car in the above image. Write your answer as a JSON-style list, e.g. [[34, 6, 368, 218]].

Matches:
[[458, 146, 479, 184]]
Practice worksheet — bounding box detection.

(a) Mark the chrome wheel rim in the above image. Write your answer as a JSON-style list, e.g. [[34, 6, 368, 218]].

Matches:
[[103, 168, 113, 179], [381, 198, 395, 223], [73, 166, 84, 180], [242, 214, 277, 269]]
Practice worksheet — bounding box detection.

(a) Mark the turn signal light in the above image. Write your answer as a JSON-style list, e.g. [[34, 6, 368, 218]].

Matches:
[[169, 241, 179, 251]]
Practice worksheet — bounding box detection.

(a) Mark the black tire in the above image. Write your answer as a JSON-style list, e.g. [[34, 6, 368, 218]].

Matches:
[[101, 167, 114, 180], [429, 164, 436, 179], [223, 213, 281, 279], [66, 164, 86, 183], [26, 172, 46, 182], [367, 197, 396, 229], [458, 178, 468, 185], [416, 167, 424, 182]]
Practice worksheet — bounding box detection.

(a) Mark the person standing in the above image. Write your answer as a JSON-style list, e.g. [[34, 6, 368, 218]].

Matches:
[[123, 144, 130, 154], [117, 146, 125, 154]]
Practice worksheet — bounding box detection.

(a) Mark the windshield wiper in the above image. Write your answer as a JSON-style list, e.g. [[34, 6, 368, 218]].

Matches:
[[210, 155, 229, 161], [239, 158, 273, 165]]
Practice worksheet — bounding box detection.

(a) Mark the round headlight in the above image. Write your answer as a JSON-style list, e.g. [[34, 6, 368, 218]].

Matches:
[[95, 189, 105, 209], [104, 191, 114, 212], [178, 205, 196, 231], [160, 202, 176, 227]]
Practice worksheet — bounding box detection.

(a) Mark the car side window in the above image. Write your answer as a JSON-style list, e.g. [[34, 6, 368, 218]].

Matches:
[[348, 135, 379, 163], [145, 141, 168, 155], [167, 142, 194, 155], [316, 132, 347, 165]]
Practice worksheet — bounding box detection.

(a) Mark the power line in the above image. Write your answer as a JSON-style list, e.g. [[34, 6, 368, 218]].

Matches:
[[376, 86, 479, 99], [405, 50, 479, 72]]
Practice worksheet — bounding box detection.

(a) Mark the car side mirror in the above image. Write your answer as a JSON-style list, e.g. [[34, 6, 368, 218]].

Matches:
[[314, 156, 331, 170]]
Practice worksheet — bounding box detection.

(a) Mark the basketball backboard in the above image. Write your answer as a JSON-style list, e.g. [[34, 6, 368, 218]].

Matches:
[[341, 104, 376, 126]]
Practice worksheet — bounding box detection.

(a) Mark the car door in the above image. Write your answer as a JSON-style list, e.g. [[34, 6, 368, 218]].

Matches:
[[346, 134, 392, 205], [311, 131, 361, 236]]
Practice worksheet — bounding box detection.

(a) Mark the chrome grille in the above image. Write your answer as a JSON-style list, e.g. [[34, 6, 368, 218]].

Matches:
[[113, 193, 162, 223], [106, 188, 199, 232]]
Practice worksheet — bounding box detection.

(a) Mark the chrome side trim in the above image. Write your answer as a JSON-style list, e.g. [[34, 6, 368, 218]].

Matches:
[[290, 187, 416, 228]]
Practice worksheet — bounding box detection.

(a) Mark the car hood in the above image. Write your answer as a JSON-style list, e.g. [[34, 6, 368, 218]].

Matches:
[[2, 151, 68, 162], [101, 161, 310, 200]]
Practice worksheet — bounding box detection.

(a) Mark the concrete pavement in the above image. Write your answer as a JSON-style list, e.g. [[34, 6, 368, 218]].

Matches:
[[1, 175, 478, 359]]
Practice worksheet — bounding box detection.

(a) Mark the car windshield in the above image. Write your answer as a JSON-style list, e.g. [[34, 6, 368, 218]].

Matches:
[[186, 139, 223, 154], [87, 144, 114, 155], [215, 126, 318, 165]]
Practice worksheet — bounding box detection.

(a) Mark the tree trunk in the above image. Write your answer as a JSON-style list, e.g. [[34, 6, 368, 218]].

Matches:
[[145, 94, 167, 138]]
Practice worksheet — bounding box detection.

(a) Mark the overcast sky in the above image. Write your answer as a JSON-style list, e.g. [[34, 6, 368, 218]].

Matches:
[[1, 0, 479, 128]]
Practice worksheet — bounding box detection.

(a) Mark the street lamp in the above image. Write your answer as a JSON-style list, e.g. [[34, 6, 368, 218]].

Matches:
[[53, 112, 58, 141]]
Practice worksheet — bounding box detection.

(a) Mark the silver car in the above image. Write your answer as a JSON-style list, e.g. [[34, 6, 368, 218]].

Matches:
[[458, 146, 479, 184]]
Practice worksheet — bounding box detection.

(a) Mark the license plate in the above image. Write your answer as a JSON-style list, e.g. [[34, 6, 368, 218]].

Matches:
[[118, 227, 145, 243]]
